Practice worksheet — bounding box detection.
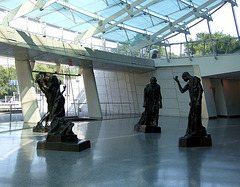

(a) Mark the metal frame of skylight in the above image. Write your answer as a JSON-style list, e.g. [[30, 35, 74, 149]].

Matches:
[[1, 0, 238, 54], [130, 0, 226, 52], [73, 0, 162, 43]]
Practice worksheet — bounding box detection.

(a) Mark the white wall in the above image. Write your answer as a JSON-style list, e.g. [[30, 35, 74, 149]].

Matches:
[[37, 68, 240, 119], [91, 64, 214, 118], [154, 54, 240, 118], [37, 67, 240, 119], [92, 65, 208, 118], [202, 78, 240, 117], [153, 67, 180, 116], [152, 66, 205, 118], [94, 70, 153, 116], [155, 54, 240, 78], [222, 79, 240, 116], [36, 55, 240, 119], [202, 78, 217, 117]]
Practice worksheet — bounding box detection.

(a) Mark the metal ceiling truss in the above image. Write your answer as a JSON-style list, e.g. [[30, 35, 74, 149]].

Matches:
[[1, 0, 233, 54], [121, 0, 177, 23], [228, 0, 240, 44], [74, 0, 164, 44], [130, 0, 227, 52], [2, 0, 44, 26], [0, 0, 189, 46], [40, 0, 58, 11]]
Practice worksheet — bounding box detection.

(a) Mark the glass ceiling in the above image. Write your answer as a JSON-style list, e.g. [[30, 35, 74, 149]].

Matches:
[[0, 0, 234, 51]]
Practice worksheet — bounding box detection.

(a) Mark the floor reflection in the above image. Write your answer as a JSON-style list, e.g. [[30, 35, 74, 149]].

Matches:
[[1, 116, 240, 186], [137, 133, 161, 186], [180, 147, 210, 187]]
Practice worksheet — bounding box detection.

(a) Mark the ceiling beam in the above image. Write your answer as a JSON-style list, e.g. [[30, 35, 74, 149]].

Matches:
[[40, 0, 59, 11], [74, 0, 164, 44], [40, 0, 154, 40], [121, 0, 176, 23], [2, 0, 44, 26], [130, 0, 225, 51]]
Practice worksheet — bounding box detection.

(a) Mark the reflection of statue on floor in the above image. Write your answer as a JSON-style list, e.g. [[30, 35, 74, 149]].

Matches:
[[33, 72, 74, 135], [173, 72, 206, 137], [136, 77, 162, 127]]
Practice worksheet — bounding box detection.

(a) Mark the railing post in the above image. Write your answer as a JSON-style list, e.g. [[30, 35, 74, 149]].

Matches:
[[9, 104, 12, 123], [206, 16, 217, 60]]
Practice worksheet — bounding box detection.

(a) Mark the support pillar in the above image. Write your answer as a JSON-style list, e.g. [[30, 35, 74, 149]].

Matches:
[[13, 47, 41, 124], [230, 0, 240, 45], [211, 79, 228, 116], [206, 17, 217, 60], [184, 33, 192, 61], [164, 46, 170, 62], [82, 66, 102, 119]]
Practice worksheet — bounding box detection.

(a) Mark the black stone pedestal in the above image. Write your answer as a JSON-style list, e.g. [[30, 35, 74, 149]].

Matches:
[[37, 134, 91, 152], [179, 134, 212, 147], [134, 125, 161, 133]]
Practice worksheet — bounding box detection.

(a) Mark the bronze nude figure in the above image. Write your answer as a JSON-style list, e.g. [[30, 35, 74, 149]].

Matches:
[[33, 72, 66, 132], [174, 72, 212, 146], [35, 72, 90, 151]]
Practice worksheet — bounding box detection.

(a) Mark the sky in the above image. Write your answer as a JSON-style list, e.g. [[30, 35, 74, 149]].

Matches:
[[167, 2, 240, 54], [192, 2, 239, 38], [169, 2, 240, 43]]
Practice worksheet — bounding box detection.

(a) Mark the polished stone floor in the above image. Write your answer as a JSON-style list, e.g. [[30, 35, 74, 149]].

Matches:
[[0, 116, 240, 187]]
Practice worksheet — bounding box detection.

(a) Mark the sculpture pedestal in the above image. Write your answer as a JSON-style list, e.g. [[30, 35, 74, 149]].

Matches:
[[37, 134, 91, 152], [134, 125, 161, 133], [179, 134, 212, 147], [33, 126, 49, 133]]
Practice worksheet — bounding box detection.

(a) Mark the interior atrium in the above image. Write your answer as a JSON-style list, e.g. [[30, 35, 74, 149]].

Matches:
[[0, 0, 240, 186]]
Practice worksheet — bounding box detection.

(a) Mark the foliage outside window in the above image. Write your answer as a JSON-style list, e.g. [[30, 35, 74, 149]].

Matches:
[[0, 65, 18, 99], [186, 32, 240, 56]]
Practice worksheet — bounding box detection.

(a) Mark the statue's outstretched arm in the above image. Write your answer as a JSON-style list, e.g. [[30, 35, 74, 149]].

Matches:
[[173, 76, 188, 93]]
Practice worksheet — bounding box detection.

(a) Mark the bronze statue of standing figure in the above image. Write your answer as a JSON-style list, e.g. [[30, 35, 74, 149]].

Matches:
[[174, 72, 212, 146], [135, 76, 162, 133], [174, 72, 206, 137]]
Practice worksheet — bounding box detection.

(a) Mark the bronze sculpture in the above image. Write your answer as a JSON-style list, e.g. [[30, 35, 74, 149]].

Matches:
[[173, 72, 212, 146], [135, 76, 162, 133], [34, 72, 90, 151], [33, 72, 66, 132]]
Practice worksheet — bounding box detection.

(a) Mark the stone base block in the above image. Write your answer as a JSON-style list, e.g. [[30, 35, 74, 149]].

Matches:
[[134, 125, 161, 133], [33, 126, 49, 133], [37, 134, 91, 152], [46, 134, 78, 142], [179, 134, 212, 147]]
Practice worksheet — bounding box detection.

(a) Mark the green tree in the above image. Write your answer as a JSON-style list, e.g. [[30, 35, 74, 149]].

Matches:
[[187, 32, 240, 55], [118, 44, 130, 55], [32, 63, 55, 73], [32, 63, 56, 80], [0, 65, 18, 99], [33, 62, 79, 75]]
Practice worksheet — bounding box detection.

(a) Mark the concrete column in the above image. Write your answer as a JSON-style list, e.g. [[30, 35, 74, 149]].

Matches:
[[211, 79, 228, 116], [202, 77, 217, 118], [82, 66, 102, 119], [13, 46, 41, 124]]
